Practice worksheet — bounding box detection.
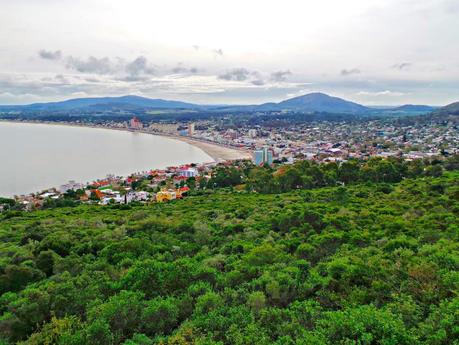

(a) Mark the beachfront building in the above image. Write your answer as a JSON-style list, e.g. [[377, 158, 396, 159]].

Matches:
[[130, 117, 143, 130], [188, 123, 195, 136], [179, 167, 198, 178], [253, 146, 274, 166]]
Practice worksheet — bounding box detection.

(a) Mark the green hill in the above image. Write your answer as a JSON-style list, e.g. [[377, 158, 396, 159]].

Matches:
[[0, 172, 458, 344], [434, 101, 459, 116]]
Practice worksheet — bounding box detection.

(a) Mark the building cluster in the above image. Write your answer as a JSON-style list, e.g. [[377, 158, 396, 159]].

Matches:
[[171, 118, 459, 165], [253, 146, 274, 166], [5, 115, 458, 211], [11, 163, 215, 211]]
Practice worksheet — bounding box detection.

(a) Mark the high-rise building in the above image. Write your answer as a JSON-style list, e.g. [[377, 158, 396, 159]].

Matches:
[[266, 148, 274, 165], [129, 117, 143, 130], [253, 146, 274, 166], [188, 123, 195, 136], [254, 150, 265, 166]]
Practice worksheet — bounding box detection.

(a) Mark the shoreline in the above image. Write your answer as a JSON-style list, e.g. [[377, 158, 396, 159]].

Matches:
[[0, 119, 252, 162]]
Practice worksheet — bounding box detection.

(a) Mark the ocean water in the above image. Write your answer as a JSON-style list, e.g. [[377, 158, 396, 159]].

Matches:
[[0, 122, 213, 197]]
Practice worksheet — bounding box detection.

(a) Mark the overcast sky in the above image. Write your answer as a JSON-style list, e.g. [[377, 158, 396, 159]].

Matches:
[[0, 0, 458, 105]]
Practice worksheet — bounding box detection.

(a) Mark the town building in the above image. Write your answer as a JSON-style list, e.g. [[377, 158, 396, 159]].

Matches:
[[248, 129, 258, 138], [253, 146, 274, 166], [129, 117, 143, 130], [188, 123, 195, 136], [179, 167, 198, 178], [156, 189, 177, 202]]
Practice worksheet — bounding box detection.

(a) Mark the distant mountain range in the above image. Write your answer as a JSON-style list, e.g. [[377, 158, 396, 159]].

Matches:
[[0, 95, 198, 111], [390, 104, 437, 112], [0, 93, 442, 115]]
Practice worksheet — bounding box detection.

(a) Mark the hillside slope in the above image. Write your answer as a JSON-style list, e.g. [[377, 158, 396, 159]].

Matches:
[[0, 173, 458, 344], [274, 92, 369, 113], [391, 104, 436, 112], [0, 93, 371, 114], [0, 95, 199, 111], [435, 101, 459, 116]]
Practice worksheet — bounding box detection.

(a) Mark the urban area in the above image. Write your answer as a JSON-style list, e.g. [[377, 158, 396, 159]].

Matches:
[[3, 112, 458, 211]]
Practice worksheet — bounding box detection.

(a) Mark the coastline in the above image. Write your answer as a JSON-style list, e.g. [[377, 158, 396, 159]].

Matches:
[[160, 134, 252, 162], [0, 119, 252, 162]]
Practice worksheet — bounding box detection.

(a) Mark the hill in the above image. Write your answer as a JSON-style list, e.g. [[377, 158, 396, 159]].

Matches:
[[273, 92, 369, 113], [0, 93, 372, 115], [0, 169, 458, 344], [391, 104, 436, 112], [434, 101, 459, 116], [0, 95, 199, 111]]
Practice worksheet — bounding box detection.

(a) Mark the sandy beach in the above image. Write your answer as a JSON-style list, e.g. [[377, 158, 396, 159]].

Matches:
[[0, 119, 252, 162], [169, 136, 251, 161]]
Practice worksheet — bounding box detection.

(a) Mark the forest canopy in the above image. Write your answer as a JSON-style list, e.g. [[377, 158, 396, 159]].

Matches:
[[0, 169, 458, 344]]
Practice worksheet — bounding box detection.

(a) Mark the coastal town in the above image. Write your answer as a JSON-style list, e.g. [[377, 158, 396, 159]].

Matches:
[[1, 113, 458, 211]]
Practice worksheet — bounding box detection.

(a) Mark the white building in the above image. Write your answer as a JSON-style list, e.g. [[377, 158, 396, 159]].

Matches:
[[253, 147, 274, 166], [179, 167, 198, 178]]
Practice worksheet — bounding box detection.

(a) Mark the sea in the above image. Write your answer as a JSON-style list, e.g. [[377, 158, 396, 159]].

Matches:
[[0, 122, 213, 197]]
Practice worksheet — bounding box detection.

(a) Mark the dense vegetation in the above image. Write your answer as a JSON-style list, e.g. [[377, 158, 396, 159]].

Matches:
[[208, 155, 455, 193], [0, 168, 458, 344]]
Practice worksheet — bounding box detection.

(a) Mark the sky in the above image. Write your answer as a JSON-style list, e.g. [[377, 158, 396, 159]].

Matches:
[[0, 0, 458, 106]]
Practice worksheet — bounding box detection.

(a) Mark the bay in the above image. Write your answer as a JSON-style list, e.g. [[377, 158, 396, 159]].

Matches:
[[0, 122, 213, 197]]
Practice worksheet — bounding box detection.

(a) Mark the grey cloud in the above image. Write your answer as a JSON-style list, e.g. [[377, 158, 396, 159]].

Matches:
[[84, 77, 101, 83], [192, 45, 200, 50], [54, 74, 69, 83], [340, 68, 361, 76], [391, 63, 412, 70], [38, 50, 62, 60], [171, 65, 199, 74], [251, 79, 265, 86], [66, 56, 114, 74], [270, 70, 292, 81], [125, 56, 155, 77], [214, 48, 224, 56], [250, 71, 265, 85], [218, 68, 251, 81], [443, 0, 459, 13], [62, 55, 156, 78], [218, 68, 270, 86]]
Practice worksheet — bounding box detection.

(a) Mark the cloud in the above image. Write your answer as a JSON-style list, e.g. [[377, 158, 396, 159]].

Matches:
[[125, 56, 155, 77], [63, 55, 156, 80], [357, 90, 405, 96], [340, 68, 361, 76], [442, 0, 459, 13], [217, 69, 296, 86], [54, 74, 69, 83], [251, 79, 265, 86], [270, 70, 292, 82], [171, 64, 199, 74], [38, 50, 62, 60], [192, 45, 200, 51], [391, 62, 412, 70], [218, 68, 251, 81], [213, 48, 224, 56], [66, 56, 115, 74]]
